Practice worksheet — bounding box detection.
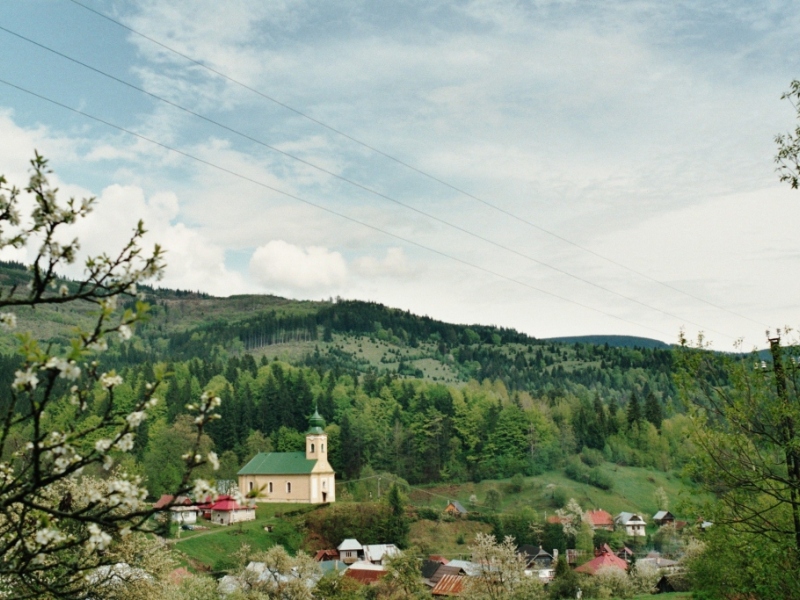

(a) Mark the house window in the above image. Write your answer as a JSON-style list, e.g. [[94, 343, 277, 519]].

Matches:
[[268, 482, 273, 494], [311, 443, 315, 453], [287, 482, 292, 494]]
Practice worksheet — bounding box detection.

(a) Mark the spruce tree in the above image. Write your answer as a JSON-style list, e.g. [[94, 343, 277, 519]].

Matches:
[[644, 391, 663, 430], [626, 392, 642, 428]]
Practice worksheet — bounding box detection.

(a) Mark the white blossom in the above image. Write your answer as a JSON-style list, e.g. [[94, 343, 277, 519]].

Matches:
[[125, 412, 146, 428], [12, 368, 38, 391], [35, 527, 65, 547], [101, 296, 117, 311], [114, 433, 134, 452], [60, 361, 80, 381], [87, 338, 108, 353], [0, 312, 17, 330], [118, 324, 132, 341], [208, 451, 220, 471], [59, 284, 68, 297], [192, 479, 216, 501], [102, 455, 114, 471], [94, 439, 112, 453], [85, 524, 111, 553], [100, 372, 123, 389]]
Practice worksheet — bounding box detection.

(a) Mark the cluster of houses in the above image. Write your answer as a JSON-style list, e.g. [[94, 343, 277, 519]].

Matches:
[[153, 493, 256, 527]]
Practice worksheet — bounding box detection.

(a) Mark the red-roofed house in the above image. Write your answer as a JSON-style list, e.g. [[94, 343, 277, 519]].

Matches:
[[210, 495, 256, 526], [344, 562, 388, 585], [314, 549, 340, 562], [585, 509, 614, 531], [574, 550, 628, 575]]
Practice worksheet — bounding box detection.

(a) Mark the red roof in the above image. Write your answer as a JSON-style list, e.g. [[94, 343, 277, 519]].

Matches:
[[344, 569, 387, 585], [428, 555, 449, 565], [431, 573, 465, 596], [314, 549, 340, 562], [210, 495, 249, 512], [153, 494, 174, 509], [546, 515, 564, 524], [585, 509, 614, 527], [575, 551, 628, 575]]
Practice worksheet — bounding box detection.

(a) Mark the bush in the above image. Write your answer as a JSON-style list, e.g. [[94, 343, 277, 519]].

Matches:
[[508, 473, 525, 493], [580, 447, 605, 467], [552, 487, 568, 508], [588, 467, 614, 491], [416, 507, 440, 521]]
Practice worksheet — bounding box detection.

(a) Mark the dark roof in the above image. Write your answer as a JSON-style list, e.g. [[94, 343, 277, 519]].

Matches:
[[237, 452, 316, 475], [314, 549, 339, 562], [429, 565, 462, 585], [422, 559, 442, 579]]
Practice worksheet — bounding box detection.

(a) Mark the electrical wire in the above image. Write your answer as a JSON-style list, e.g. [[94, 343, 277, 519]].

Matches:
[[64, 0, 768, 331], [0, 76, 680, 340], [0, 25, 736, 340]]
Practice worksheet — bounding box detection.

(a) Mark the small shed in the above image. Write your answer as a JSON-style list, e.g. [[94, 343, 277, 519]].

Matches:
[[444, 500, 468, 516], [653, 510, 675, 527], [363, 544, 400, 565]]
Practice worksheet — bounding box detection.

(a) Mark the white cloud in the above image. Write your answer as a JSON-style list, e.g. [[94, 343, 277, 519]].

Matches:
[[249, 240, 347, 293], [353, 247, 414, 278]]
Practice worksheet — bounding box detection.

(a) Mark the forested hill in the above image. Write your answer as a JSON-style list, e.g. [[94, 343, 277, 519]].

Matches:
[[0, 259, 676, 403], [0, 260, 696, 492]]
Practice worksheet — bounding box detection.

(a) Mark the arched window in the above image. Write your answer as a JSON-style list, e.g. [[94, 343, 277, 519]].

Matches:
[[322, 479, 326, 490], [249, 481, 253, 491], [311, 443, 315, 453], [268, 482, 273, 493], [321, 443, 325, 453], [286, 482, 292, 494]]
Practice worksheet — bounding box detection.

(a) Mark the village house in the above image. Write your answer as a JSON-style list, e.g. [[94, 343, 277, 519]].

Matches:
[[152, 495, 198, 524], [363, 544, 401, 565], [585, 509, 614, 531], [653, 510, 675, 527], [444, 500, 468, 517], [237, 410, 335, 504], [615, 512, 647, 537], [209, 495, 256, 526], [575, 548, 628, 575], [338, 539, 363, 564]]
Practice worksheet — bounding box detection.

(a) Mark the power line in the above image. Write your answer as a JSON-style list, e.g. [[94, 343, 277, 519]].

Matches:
[[65, 0, 768, 331], [0, 76, 678, 339], [0, 25, 735, 340]]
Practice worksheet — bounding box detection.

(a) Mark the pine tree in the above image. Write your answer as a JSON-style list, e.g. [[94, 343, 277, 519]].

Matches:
[[626, 392, 642, 428], [384, 484, 409, 548], [644, 391, 663, 430]]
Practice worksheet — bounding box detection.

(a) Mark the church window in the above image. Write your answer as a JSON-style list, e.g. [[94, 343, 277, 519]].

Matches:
[[268, 482, 273, 493], [322, 479, 326, 489], [286, 482, 292, 494], [311, 443, 315, 453], [321, 443, 325, 453], [249, 481, 253, 491]]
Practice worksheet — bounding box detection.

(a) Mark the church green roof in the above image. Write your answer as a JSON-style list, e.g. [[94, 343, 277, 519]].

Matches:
[[308, 408, 325, 434], [237, 452, 316, 476]]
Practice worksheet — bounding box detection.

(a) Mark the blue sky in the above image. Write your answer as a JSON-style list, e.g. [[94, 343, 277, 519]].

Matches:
[[1, 0, 800, 348]]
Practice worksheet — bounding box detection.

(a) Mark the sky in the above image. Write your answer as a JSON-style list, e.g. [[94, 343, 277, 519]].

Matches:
[[1, 0, 800, 350]]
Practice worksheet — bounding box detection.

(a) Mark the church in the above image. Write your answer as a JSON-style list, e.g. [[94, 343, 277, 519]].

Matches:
[[237, 409, 335, 504]]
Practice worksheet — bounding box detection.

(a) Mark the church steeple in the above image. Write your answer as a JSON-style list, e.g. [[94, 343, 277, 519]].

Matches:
[[306, 407, 327, 460], [308, 408, 325, 434]]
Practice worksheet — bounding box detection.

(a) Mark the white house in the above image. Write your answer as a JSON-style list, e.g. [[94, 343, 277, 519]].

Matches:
[[210, 495, 256, 526], [338, 539, 363, 564], [615, 512, 646, 537], [362, 544, 400, 565]]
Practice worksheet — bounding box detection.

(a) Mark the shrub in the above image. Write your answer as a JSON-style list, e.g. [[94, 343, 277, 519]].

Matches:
[[508, 473, 525, 493], [416, 507, 440, 521], [580, 447, 605, 467]]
